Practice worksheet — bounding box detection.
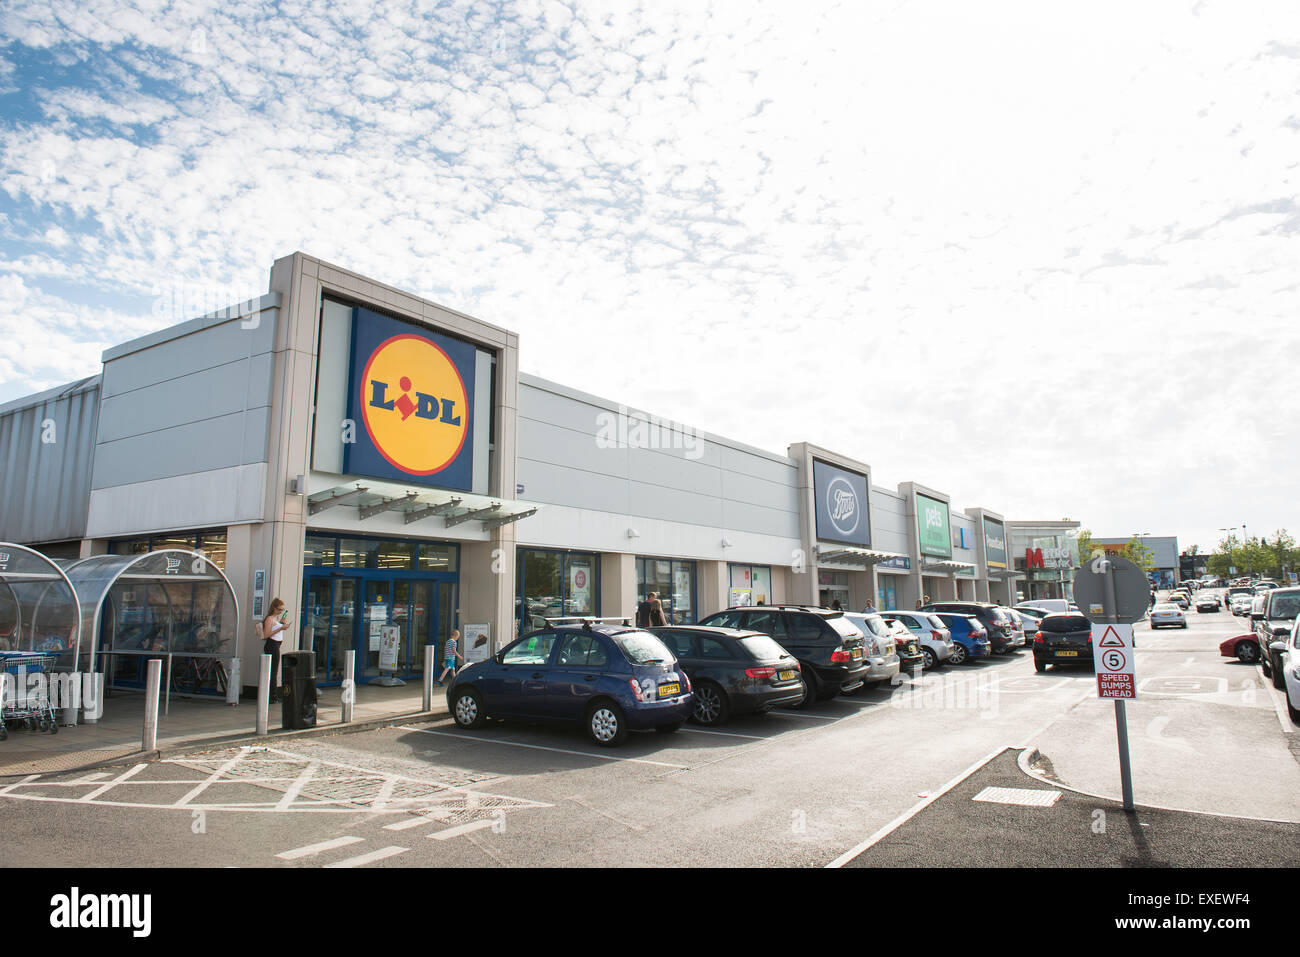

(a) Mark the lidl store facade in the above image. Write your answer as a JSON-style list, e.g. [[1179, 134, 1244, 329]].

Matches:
[[0, 253, 1075, 695]]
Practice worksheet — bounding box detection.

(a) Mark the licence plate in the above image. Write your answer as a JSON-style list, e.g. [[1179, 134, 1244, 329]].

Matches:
[[657, 683, 680, 698], [778, 670, 796, 681], [1056, 650, 1079, 657], [851, 648, 863, 659]]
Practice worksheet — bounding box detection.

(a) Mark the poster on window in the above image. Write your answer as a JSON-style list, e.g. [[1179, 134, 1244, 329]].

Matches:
[[729, 587, 752, 608], [674, 566, 692, 621], [569, 565, 592, 612]]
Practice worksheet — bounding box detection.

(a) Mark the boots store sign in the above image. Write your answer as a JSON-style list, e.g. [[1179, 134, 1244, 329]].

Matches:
[[813, 460, 871, 547]]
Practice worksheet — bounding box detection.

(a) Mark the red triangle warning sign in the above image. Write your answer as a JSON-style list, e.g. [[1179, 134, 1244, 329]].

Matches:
[[1098, 626, 1125, 647]]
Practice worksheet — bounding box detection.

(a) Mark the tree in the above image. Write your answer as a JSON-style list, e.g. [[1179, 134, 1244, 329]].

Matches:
[[1124, 535, 1156, 573]]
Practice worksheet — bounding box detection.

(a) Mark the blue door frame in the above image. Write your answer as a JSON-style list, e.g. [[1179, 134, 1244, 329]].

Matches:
[[302, 568, 458, 686]]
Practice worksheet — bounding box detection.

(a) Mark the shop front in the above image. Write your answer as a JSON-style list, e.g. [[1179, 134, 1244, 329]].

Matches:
[[518, 548, 601, 635], [637, 556, 697, 623], [727, 563, 772, 608], [302, 533, 458, 685]]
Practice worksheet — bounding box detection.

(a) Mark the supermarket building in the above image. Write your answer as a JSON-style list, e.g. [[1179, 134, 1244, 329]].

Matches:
[[0, 253, 1069, 695]]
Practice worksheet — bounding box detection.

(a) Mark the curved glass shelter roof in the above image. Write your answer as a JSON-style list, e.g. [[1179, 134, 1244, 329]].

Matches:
[[62, 550, 240, 673], [0, 543, 83, 667]]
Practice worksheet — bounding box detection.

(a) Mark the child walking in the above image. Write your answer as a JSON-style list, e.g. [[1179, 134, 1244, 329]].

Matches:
[[437, 629, 463, 686]]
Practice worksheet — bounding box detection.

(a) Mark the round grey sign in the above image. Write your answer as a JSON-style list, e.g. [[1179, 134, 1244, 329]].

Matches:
[[1072, 555, 1151, 624]]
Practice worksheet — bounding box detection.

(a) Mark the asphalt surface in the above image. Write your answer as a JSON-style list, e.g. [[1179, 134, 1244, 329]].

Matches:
[[839, 748, 1299, 867], [3, 591, 1295, 868]]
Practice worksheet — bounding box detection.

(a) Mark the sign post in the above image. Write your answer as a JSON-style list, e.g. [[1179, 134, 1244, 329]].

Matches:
[[1072, 554, 1151, 813]]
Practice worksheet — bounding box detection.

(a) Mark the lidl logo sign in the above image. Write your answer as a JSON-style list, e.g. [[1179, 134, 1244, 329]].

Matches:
[[345, 308, 476, 490], [362, 335, 468, 475]]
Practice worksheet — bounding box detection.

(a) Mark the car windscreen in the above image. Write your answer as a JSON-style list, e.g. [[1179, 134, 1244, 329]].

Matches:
[[738, 635, 793, 661], [1269, 595, 1300, 619], [1041, 615, 1090, 632], [614, 632, 676, 664]]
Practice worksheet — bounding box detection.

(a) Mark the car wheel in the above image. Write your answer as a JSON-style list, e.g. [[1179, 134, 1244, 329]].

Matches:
[[587, 700, 628, 747], [1235, 642, 1259, 664], [949, 643, 968, 665], [1272, 658, 1286, 691], [922, 648, 936, 670], [656, 721, 683, 734], [1288, 691, 1300, 725], [1034, 658, 1047, 673], [795, 672, 821, 709], [452, 689, 486, 730], [692, 682, 729, 726]]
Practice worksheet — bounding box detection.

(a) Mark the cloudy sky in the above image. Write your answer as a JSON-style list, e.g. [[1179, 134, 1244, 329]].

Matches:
[[0, 0, 1296, 554]]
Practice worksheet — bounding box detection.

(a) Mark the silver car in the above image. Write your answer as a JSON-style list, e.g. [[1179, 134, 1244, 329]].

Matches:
[[842, 613, 902, 685], [880, 611, 956, 669], [1150, 602, 1187, 629]]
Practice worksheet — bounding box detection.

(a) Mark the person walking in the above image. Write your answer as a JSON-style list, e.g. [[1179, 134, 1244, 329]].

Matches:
[[636, 592, 658, 628], [862, 599, 876, 613], [262, 598, 290, 703], [648, 598, 669, 627], [438, 630, 463, 686]]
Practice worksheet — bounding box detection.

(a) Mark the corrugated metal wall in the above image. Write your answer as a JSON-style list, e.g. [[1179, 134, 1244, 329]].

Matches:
[[0, 377, 100, 543]]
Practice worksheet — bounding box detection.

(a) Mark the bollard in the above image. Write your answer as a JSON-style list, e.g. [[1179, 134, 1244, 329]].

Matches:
[[256, 653, 271, 736], [225, 656, 241, 706], [142, 658, 162, 752], [342, 650, 355, 723], [423, 644, 435, 712]]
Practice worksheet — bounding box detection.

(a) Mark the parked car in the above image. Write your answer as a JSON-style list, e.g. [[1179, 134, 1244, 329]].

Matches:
[[1195, 593, 1221, 613], [1166, 592, 1189, 610], [1032, 612, 1095, 672], [447, 623, 694, 747], [933, 613, 991, 664], [1150, 602, 1187, 629], [1254, 587, 1300, 690], [923, 602, 1017, 653], [1219, 633, 1261, 664], [883, 617, 926, 673], [1013, 607, 1047, 637], [697, 605, 870, 705], [879, 611, 955, 670], [1016, 599, 1079, 616], [1000, 607, 1028, 648], [649, 625, 805, 725], [840, 613, 902, 688], [1230, 593, 1254, 616], [1225, 585, 1255, 608], [1277, 627, 1300, 723]]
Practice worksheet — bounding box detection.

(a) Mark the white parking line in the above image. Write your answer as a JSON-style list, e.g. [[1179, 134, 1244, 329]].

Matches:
[[825, 747, 1008, 868], [276, 761, 321, 811], [429, 819, 495, 840], [79, 763, 147, 802], [276, 836, 364, 860], [383, 814, 448, 831], [324, 846, 409, 868], [401, 727, 688, 768], [173, 751, 248, 808], [676, 727, 765, 740], [0, 774, 40, 795]]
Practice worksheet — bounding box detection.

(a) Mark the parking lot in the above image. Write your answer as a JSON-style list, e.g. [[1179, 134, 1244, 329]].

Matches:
[[4, 592, 1294, 868]]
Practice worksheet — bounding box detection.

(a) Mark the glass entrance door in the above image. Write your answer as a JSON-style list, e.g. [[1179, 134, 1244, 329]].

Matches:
[[363, 580, 391, 679]]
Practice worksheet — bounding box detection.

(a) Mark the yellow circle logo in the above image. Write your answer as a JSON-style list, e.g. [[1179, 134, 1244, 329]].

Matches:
[[360, 334, 469, 475]]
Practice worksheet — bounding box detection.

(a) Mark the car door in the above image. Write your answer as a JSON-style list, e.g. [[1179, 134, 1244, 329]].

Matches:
[[494, 631, 560, 717], [654, 629, 701, 685], [545, 632, 610, 721]]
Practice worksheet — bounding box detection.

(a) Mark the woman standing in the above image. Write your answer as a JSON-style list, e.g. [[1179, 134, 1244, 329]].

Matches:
[[648, 598, 669, 627], [263, 598, 291, 703]]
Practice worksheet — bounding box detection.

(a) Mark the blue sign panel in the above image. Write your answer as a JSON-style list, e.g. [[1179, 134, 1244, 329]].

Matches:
[[343, 307, 477, 491], [813, 460, 870, 548], [878, 556, 911, 570]]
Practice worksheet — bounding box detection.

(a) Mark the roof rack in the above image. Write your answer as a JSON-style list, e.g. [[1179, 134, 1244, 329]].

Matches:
[[542, 616, 633, 630]]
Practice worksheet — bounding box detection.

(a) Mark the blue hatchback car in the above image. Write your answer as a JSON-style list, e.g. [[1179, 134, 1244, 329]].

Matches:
[[934, 613, 992, 665], [447, 623, 695, 747]]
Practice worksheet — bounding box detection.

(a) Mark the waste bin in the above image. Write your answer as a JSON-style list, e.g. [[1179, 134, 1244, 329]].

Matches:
[[280, 651, 318, 730]]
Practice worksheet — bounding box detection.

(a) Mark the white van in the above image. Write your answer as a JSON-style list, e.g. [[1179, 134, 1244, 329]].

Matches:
[[1015, 599, 1078, 616]]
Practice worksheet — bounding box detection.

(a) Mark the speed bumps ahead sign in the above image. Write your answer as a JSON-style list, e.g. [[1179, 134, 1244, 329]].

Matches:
[[1092, 623, 1136, 699]]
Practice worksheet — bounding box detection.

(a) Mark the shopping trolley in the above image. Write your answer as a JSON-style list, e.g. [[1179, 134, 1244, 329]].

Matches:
[[0, 651, 60, 739]]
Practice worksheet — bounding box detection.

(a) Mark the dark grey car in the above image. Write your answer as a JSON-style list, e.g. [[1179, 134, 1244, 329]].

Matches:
[[650, 625, 805, 725]]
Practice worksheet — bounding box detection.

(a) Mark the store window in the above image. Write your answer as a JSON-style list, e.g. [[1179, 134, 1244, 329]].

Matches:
[[818, 569, 850, 610], [877, 577, 899, 611], [636, 558, 697, 624], [108, 529, 227, 570], [517, 549, 601, 636], [728, 564, 772, 607]]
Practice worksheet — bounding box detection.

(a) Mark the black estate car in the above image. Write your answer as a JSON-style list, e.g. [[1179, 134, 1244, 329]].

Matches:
[[649, 625, 805, 725], [1032, 612, 1094, 672], [697, 606, 869, 706], [922, 602, 1017, 653]]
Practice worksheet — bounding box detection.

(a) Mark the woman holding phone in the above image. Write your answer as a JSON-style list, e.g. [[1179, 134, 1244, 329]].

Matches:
[[263, 598, 291, 703]]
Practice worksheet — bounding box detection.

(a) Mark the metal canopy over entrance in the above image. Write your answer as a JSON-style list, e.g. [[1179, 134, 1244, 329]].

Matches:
[[815, 545, 908, 568], [0, 543, 82, 667], [921, 559, 978, 575], [309, 480, 540, 531], [62, 550, 240, 706]]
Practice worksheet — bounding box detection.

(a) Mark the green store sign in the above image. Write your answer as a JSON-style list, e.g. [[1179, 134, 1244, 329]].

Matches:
[[917, 493, 952, 558]]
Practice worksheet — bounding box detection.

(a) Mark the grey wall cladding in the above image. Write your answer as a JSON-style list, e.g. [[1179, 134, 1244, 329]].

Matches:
[[92, 312, 276, 490], [0, 377, 100, 543]]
